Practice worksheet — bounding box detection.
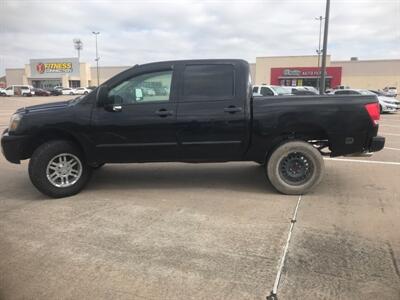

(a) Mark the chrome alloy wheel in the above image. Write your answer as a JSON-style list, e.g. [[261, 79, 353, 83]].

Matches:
[[46, 153, 82, 188]]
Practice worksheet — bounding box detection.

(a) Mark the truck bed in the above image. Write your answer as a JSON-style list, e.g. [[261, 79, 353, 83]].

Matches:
[[246, 94, 379, 161]]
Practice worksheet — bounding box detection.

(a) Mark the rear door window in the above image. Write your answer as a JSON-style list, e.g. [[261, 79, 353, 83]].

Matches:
[[183, 64, 234, 100], [260, 87, 274, 96]]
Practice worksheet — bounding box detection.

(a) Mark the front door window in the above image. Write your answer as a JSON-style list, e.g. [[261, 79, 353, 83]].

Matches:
[[108, 71, 172, 105]]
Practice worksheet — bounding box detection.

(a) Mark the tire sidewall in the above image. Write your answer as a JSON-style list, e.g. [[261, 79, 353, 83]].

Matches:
[[29, 140, 91, 198], [266, 140, 324, 195]]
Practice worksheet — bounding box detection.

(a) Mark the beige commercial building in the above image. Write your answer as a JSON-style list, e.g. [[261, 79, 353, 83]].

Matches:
[[4, 55, 400, 91], [253, 55, 400, 90], [5, 58, 129, 89]]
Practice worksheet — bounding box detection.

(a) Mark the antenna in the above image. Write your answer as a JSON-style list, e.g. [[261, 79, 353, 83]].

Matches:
[[73, 38, 83, 60]]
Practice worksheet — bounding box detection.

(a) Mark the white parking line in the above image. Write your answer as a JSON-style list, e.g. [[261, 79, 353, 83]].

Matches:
[[380, 124, 400, 128], [267, 195, 302, 300], [381, 133, 400, 137], [385, 147, 400, 151], [325, 157, 400, 166]]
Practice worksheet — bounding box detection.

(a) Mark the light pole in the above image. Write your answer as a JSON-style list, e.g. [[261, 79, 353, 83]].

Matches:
[[73, 38, 83, 60], [92, 31, 100, 86], [319, 0, 330, 95], [315, 16, 324, 89]]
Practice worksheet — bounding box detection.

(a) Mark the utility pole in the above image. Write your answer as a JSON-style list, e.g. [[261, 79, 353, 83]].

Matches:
[[315, 16, 324, 89], [319, 0, 330, 95], [92, 31, 100, 86]]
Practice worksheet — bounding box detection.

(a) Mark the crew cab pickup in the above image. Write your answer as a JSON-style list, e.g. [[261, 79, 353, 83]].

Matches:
[[1, 59, 385, 198]]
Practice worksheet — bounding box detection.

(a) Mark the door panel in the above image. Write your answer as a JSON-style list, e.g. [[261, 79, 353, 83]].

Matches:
[[90, 69, 179, 162], [176, 64, 247, 161], [177, 100, 246, 160], [91, 102, 178, 162]]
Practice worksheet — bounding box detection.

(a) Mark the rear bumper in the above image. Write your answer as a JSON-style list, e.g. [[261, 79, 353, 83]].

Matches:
[[344, 136, 385, 157], [369, 135, 385, 152], [1, 129, 29, 164]]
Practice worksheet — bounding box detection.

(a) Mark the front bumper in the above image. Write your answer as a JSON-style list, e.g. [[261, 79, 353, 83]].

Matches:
[[1, 129, 29, 164]]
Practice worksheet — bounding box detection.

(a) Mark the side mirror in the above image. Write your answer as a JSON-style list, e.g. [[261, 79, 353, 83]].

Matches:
[[97, 85, 110, 107]]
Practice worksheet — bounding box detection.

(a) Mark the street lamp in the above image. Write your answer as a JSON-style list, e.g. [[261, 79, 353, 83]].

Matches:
[[73, 38, 83, 60], [92, 31, 100, 86]]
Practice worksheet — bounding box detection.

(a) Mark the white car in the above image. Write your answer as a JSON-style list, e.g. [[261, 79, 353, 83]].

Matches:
[[252, 85, 292, 96], [74, 87, 92, 95], [383, 86, 398, 97], [0, 88, 6, 96], [334, 89, 399, 113], [4, 85, 35, 96], [61, 88, 77, 95]]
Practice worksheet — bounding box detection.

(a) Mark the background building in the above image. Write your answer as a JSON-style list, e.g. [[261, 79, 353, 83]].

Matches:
[[253, 55, 400, 90], [4, 58, 129, 89], [4, 55, 400, 91]]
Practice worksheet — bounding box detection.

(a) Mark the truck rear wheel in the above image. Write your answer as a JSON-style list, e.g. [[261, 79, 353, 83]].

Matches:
[[28, 140, 92, 198], [266, 140, 324, 195]]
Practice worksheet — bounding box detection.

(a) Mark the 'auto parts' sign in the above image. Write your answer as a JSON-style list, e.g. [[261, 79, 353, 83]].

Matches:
[[30, 58, 80, 78], [36, 62, 73, 74]]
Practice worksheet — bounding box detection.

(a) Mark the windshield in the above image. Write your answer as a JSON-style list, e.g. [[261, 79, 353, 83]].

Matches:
[[370, 90, 384, 96], [271, 86, 292, 95], [358, 90, 376, 96]]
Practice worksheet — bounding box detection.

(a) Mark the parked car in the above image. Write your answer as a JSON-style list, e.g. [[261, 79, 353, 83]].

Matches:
[[1, 59, 384, 198], [4, 85, 35, 97], [252, 85, 292, 96], [333, 89, 399, 113], [383, 86, 397, 97], [75, 87, 93, 95], [288, 86, 319, 95], [0, 88, 6, 96], [47, 88, 63, 96], [32, 88, 51, 96], [61, 88, 76, 95]]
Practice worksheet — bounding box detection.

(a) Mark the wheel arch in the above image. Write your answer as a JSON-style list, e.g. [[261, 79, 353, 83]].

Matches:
[[22, 129, 89, 161], [261, 123, 330, 164]]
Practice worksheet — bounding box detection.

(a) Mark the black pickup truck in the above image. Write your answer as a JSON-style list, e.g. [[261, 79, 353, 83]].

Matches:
[[1, 59, 384, 198]]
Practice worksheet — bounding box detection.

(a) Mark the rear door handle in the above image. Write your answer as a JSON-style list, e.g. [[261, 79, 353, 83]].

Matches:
[[224, 106, 242, 113], [155, 109, 173, 117]]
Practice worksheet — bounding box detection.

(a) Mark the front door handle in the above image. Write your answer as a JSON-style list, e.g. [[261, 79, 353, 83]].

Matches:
[[155, 109, 173, 117], [224, 106, 242, 113], [113, 105, 122, 112]]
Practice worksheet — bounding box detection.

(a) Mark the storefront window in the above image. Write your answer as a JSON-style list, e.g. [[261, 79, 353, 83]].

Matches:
[[31, 80, 62, 89], [69, 80, 81, 88]]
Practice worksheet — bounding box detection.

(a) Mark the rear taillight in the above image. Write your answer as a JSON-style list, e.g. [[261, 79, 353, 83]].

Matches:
[[364, 103, 380, 126]]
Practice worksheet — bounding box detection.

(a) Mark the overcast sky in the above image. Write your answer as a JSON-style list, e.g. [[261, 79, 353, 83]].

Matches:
[[1, 0, 399, 75]]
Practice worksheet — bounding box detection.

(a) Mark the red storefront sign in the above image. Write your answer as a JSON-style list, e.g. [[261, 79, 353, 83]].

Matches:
[[270, 66, 342, 87]]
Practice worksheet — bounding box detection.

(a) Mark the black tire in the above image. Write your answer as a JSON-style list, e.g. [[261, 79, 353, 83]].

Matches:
[[84, 91, 88, 95], [28, 140, 92, 198], [266, 140, 324, 195]]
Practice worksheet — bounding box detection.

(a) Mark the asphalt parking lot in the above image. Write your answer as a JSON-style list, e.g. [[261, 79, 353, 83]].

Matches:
[[0, 96, 399, 300]]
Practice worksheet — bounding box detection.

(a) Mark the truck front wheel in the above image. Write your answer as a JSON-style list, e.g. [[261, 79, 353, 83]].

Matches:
[[266, 140, 324, 195], [28, 140, 92, 198]]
